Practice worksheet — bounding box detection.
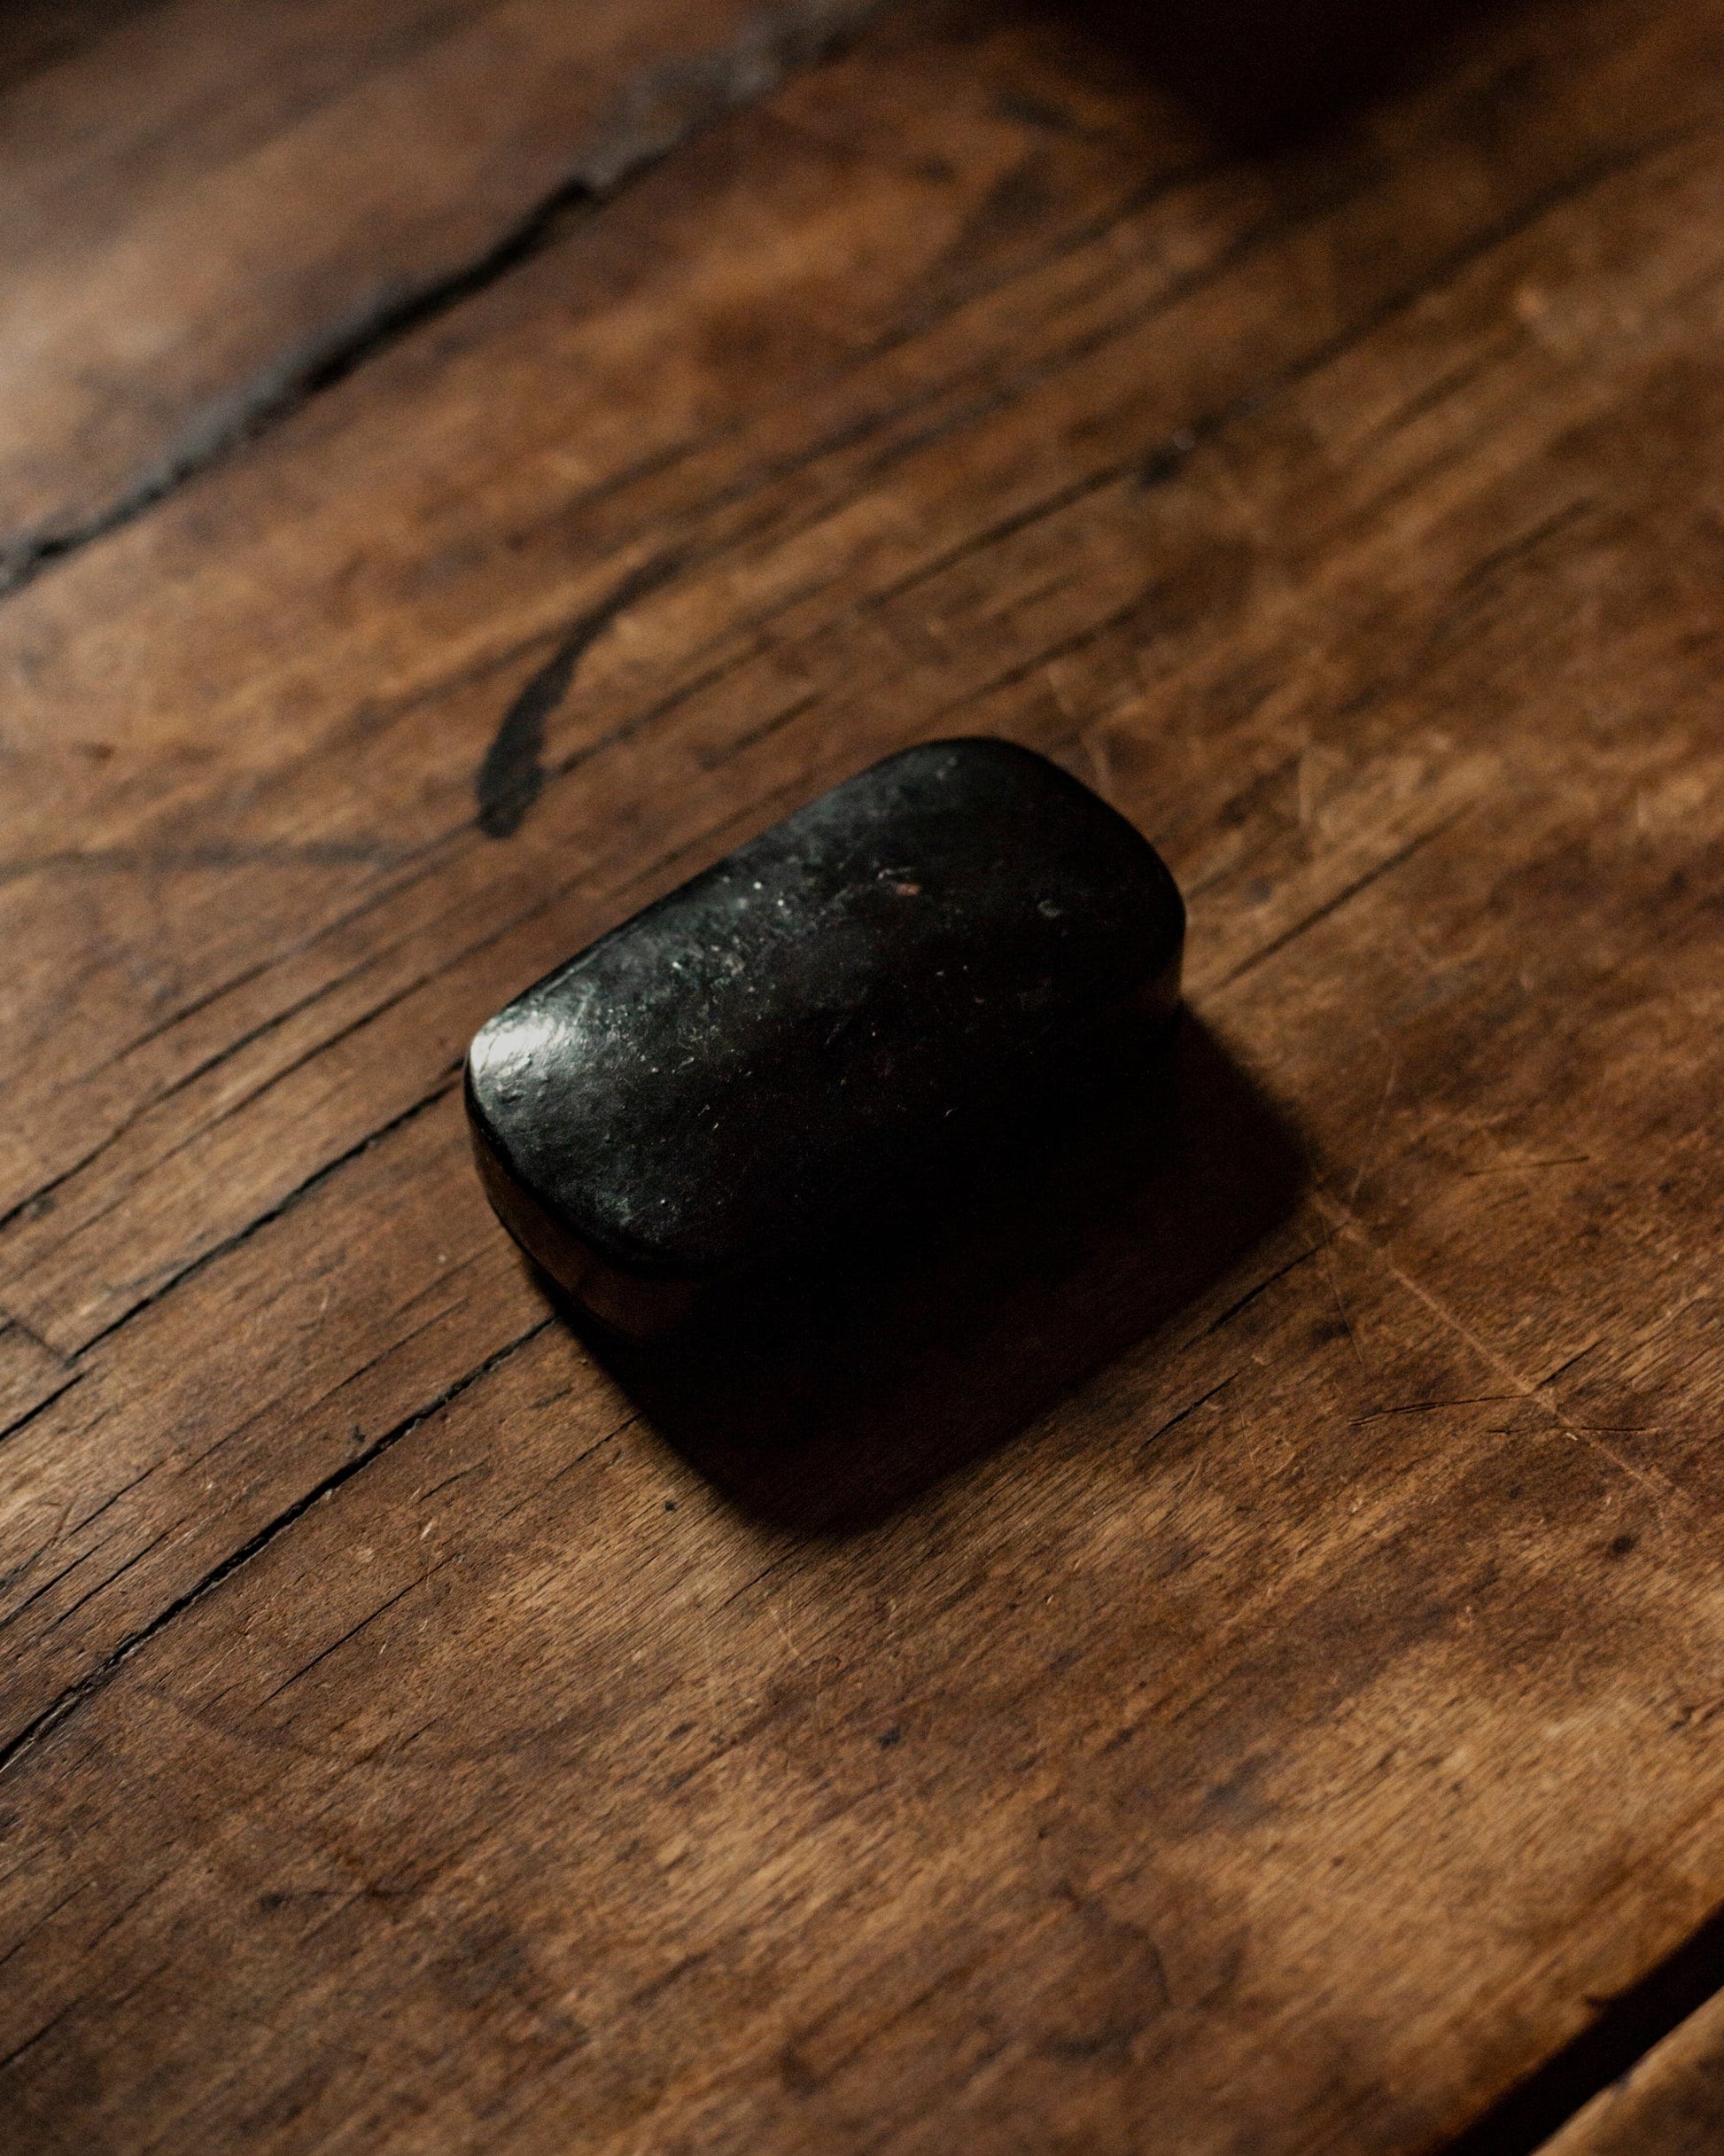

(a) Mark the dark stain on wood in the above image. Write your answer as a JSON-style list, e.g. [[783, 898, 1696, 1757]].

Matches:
[[477, 556, 680, 837]]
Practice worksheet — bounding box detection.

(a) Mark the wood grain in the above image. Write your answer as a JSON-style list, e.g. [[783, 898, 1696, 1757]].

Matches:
[[5, 0, 1724, 2148], [0, 0, 877, 584]]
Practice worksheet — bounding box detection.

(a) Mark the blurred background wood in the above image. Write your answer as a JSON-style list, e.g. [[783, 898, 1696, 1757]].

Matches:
[[0, 0, 878, 583], [4, 0, 1724, 2149]]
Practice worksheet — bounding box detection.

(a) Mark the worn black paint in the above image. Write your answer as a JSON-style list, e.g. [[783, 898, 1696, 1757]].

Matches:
[[466, 737, 1185, 1334]]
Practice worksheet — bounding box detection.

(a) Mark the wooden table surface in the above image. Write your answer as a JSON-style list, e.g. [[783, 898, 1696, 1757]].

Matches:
[[6, 1, 1724, 2149]]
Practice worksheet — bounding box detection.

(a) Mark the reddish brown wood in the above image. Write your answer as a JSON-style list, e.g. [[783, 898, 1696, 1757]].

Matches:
[[4, 1, 1724, 2150]]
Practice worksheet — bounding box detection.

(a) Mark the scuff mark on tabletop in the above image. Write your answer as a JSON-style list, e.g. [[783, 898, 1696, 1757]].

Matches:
[[477, 555, 680, 837]]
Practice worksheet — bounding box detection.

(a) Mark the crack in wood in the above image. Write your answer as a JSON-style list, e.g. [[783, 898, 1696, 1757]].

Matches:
[[0, 1316, 553, 1784], [66, 1076, 461, 1361]]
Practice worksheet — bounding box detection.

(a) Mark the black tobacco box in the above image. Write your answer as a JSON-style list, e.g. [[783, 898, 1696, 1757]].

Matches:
[[465, 737, 1185, 1335]]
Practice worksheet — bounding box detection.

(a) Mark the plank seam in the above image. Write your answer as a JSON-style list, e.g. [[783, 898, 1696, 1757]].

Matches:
[[1437, 1897, 1724, 2155]]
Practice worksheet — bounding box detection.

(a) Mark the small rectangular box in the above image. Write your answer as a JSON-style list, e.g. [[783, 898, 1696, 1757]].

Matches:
[[465, 737, 1184, 1335]]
